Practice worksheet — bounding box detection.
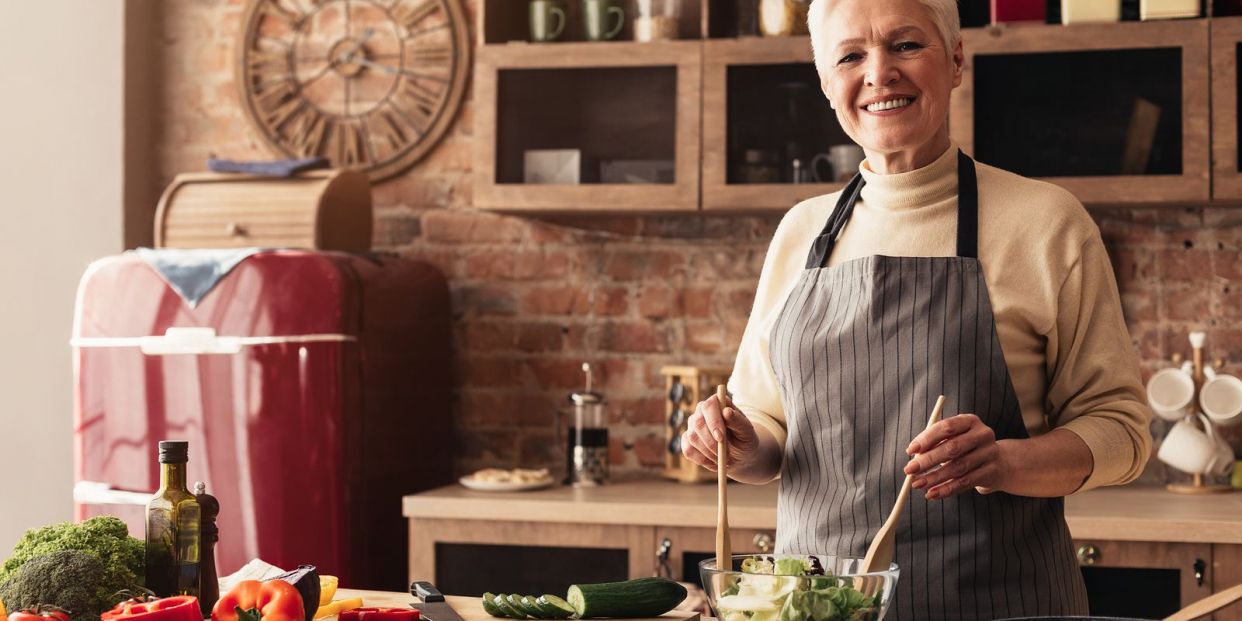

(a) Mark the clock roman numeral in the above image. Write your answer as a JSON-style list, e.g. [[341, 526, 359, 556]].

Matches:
[[287, 109, 329, 157], [392, 80, 443, 133], [266, 93, 306, 130], [338, 122, 368, 166], [259, 0, 304, 24], [394, 0, 439, 30], [407, 43, 452, 66], [248, 49, 292, 90], [253, 81, 297, 115], [370, 105, 419, 151]]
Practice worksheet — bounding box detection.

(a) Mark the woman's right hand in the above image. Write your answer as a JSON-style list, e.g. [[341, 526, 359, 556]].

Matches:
[[681, 393, 761, 473]]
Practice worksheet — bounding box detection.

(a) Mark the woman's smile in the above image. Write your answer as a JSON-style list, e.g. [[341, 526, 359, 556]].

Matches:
[[860, 94, 918, 114]]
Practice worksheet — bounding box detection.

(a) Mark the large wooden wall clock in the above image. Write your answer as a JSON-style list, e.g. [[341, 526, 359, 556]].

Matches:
[[238, 0, 470, 182]]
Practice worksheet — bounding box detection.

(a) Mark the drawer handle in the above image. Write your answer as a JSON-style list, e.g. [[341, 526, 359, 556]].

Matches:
[[226, 222, 248, 237], [1077, 544, 1100, 566], [753, 533, 773, 554], [1195, 558, 1206, 587]]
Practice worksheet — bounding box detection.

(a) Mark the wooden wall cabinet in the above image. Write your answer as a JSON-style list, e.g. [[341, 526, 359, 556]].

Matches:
[[701, 36, 849, 212], [952, 20, 1210, 205], [1212, 17, 1242, 200], [472, 41, 701, 212]]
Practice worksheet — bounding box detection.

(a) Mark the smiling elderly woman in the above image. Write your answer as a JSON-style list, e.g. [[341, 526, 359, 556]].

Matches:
[[680, 0, 1153, 618]]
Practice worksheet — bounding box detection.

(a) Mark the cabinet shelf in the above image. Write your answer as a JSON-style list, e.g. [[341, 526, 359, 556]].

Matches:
[[702, 36, 850, 212], [952, 20, 1210, 205], [472, 41, 701, 212]]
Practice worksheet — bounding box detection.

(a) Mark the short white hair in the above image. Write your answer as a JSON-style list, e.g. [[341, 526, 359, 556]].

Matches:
[[807, 0, 961, 78]]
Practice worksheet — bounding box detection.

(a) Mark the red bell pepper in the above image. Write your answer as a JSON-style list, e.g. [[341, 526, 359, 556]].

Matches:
[[340, 608, 421, 621], [101, 596, 201, 621], [212, 580, 304, 621], [9, 607, 72, 621]]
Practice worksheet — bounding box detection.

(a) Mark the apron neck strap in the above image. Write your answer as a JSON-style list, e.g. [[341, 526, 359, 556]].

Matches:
[[805, 149, 979, 269]]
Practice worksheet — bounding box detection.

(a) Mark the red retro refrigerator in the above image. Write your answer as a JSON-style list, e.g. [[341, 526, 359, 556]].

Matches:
[[71, 249, 453, 590]]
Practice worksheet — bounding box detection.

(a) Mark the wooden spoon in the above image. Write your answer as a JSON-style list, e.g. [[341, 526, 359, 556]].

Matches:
[[715, 384, 731, 573], [857, 395, 946, 592], [1164, 582, 1242, 621]]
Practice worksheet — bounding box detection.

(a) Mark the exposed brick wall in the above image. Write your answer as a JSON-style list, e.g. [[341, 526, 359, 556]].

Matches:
[[155, 1, 1241, 482]]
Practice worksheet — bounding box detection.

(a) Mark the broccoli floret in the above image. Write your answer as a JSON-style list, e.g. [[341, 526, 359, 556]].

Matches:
[[0, 550, 114, 621], [0, 516, 143, 602]]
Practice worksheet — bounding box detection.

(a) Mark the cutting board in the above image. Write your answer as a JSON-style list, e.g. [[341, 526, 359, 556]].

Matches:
[[335, 590, 700, 621]]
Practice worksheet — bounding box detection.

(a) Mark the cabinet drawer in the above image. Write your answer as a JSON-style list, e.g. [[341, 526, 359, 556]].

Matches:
[[1072, 539, 1212, 618]]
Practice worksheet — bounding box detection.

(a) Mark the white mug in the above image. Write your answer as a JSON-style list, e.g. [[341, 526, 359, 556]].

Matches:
[[1147, 367, 1196, 422], [1158, 413, 1232, 475], [1201, 374, 1242, 426]]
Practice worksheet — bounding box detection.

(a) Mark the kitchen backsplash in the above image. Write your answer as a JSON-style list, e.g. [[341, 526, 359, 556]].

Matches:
[[152, 0, 1241, 478]]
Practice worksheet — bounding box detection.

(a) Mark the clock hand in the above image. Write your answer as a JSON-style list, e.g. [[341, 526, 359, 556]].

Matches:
[[298, 27, 377, 89], [344, 55, 401, 75]]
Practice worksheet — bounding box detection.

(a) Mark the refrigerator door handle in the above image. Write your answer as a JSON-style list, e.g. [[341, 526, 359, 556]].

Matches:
[[73, 480, 152, 506], [71, 327, 356, 355]]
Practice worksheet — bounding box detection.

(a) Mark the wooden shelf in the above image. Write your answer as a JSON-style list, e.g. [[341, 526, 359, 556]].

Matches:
[[472, 41, 701, 212], [952, 19, 1210, 205], [477, 0, 705, 45]]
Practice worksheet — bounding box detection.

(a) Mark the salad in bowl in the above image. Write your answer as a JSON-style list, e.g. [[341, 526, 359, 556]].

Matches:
[[698, 554, 898, 621]]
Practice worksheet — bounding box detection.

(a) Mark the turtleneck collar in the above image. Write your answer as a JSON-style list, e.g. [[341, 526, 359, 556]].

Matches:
[[857, 142, 959, 212]]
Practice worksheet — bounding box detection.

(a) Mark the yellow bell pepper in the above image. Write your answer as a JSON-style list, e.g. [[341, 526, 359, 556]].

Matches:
[[313, 597, 363, 619], [319, 576, 339, 607]]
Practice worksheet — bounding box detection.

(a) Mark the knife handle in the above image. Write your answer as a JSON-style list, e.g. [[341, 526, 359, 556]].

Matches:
[[410, 580, 446, 603]]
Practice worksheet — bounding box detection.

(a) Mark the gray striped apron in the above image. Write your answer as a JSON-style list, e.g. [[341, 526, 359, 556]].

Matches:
[[769, 152, 1089, 620]]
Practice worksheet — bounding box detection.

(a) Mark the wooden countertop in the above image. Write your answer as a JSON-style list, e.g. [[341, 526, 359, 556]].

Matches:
[[334, 591, 698, 621], [403, 475, 1242, 545]]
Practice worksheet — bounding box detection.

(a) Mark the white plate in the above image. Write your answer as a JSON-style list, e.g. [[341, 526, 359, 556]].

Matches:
[[459, 475, 556, 492]]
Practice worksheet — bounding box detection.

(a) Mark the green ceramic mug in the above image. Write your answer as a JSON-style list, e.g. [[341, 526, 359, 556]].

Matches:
[[583, 0, 625, 41], [529, 0, 566, 42]]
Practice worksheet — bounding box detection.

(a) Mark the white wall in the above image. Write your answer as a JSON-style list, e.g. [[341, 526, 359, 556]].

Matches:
[[0, 1, 124, 553]]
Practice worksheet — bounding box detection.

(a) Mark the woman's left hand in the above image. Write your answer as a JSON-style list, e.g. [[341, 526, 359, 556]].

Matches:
[[903, 414, 1012, 500]]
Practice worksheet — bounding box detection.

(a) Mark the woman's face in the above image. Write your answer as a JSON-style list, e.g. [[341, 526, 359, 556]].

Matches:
[[818, 0, 963, 166]]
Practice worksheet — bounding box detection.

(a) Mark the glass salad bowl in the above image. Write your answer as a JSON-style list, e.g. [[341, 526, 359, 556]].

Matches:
[[699, 554, 899, 621]]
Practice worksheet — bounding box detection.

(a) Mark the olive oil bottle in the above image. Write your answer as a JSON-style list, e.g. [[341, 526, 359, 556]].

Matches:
[[145, 440, 201, 596]]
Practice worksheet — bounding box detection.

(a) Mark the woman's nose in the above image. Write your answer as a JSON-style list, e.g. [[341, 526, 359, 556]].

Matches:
[[864, 53, 899, 87]]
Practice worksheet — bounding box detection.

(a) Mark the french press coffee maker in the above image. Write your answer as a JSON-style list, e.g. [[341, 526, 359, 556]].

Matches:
[[565, 362, 609, 487]]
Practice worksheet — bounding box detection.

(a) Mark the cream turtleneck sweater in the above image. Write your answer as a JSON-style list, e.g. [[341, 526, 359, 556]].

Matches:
[[728, 144, 1152, 492]]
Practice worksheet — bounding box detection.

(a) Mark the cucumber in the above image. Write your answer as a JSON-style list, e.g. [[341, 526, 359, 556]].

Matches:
[[536, 595, 575, 619], [494, 594, 527, 619], [566, 577, 687, 618], [521, 596, 550, 619], [482, 593, 509, 618], [507, 594, 540, 618]]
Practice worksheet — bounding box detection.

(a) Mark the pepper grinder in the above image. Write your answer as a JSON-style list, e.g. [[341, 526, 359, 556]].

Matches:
[[194, 481, 220, 617]]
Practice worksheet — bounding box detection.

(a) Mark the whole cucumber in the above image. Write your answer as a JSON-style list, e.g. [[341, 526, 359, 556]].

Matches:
[[566, 577, 687, 618]]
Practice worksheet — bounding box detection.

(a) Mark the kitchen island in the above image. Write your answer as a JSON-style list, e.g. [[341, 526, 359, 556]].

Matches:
[[403, 476, 1242, 619]]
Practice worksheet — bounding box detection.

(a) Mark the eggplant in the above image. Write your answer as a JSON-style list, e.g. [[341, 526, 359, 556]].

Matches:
[[266, 564, 320, 621]]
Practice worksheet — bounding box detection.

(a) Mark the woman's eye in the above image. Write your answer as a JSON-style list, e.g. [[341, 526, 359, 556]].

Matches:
[[837, 53, 862, 64], [895, 41, 924, 52]]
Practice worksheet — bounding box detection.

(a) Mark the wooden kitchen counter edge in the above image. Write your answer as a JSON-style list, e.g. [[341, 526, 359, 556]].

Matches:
[[402, 476, 1242, 544], [333, 590, 699, 621]]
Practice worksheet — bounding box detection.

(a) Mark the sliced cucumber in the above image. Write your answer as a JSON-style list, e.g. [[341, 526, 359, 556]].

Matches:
[[494, 594, 527, 619], [566, 577, 687, 619], [536, 595, 575, 619], [520, 596, 549, 619], [482, 593, 509, 618], [507, 594, 538, 618]]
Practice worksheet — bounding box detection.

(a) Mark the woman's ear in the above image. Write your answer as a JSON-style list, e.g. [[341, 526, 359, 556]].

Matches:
[[951, 39, 964, 88], [821, 78, 834, 109]]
